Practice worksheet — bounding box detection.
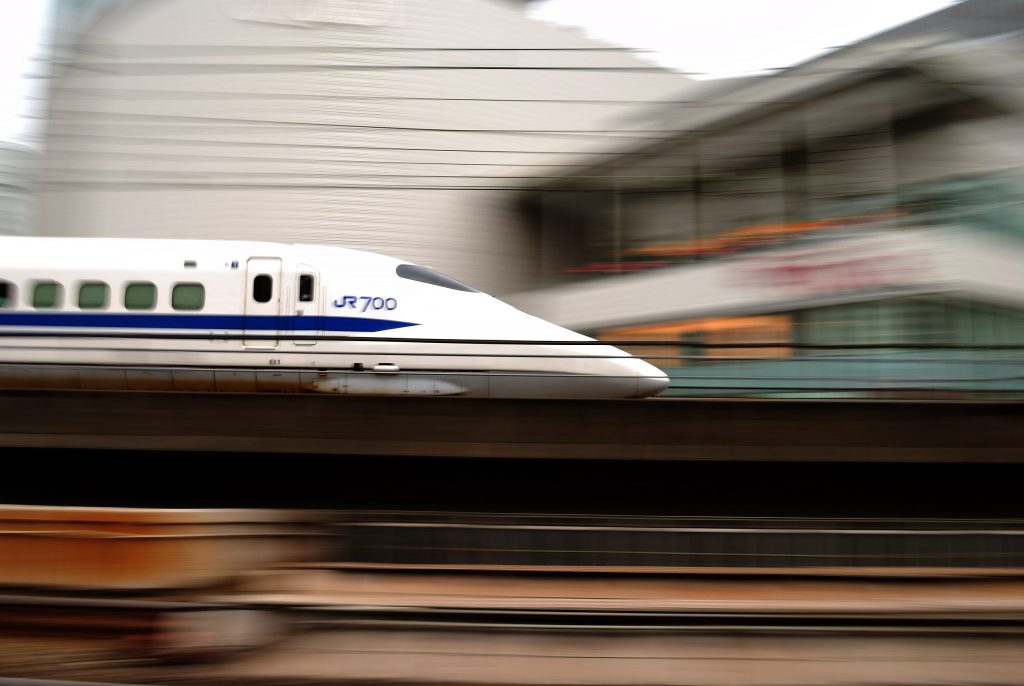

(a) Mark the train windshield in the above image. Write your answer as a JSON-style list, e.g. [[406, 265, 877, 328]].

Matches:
[[396, 264, 479, 293]]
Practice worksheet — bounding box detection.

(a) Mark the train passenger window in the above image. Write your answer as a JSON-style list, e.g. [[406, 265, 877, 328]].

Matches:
[[172, 283, 205, 311], [298, 274, 315, 302], [31, 281, 62, 309], [78, 282, 109, 310], [396, 264, 479, 292], [253, 274, 272, 303], [124, 282, 157, 310], [0, 281, 12, 308]]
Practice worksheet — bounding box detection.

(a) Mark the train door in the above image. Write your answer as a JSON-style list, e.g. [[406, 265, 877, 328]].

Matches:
[[244, 257, 282, 348], [294, 266, 321, 346]]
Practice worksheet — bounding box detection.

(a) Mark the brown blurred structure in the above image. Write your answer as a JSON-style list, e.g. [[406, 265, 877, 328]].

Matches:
[[0, 505, 328, 591]]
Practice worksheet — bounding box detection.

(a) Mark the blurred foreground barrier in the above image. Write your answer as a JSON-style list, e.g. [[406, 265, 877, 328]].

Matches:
[[0, 506, 331, 591]]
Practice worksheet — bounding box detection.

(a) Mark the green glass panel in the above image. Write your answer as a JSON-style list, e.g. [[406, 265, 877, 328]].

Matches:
[[78, 282, 108, 309], [172, 283, 205, 311], [124, 282, 156, 310], [32, 282, 60, 309]]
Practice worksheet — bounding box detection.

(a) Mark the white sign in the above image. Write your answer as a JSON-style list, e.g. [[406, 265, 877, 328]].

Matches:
[[735, 234, 939, 297]]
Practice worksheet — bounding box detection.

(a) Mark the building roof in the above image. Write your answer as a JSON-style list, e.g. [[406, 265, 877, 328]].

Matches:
[[538, 0, 1024, 187], [855, 0, 1024, 45], [525, 27, 1024, 191]]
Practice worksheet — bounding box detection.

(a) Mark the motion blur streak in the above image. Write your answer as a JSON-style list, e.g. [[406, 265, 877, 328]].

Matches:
[[2, 1, 1024, 685]]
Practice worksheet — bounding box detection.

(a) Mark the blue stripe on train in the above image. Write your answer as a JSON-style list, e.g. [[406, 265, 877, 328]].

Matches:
[[0, 312, 418, 333]]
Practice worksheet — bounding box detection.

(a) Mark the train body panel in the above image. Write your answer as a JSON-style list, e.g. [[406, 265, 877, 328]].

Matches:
[[0, 237, 668, 398]]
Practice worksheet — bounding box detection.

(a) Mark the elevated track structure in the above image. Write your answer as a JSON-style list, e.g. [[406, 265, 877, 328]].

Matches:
[[0, 389, 1021, 462]]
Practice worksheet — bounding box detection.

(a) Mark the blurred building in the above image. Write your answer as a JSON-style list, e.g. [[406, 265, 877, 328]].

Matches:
[[0, 142, 38, 236], [34, 0, 690, 293], [0, 0, 115, 236], [507, 0, 1024, 396]]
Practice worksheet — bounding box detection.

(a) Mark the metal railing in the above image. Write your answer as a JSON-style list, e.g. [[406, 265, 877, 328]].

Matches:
[[330, 511, 1024, 573]]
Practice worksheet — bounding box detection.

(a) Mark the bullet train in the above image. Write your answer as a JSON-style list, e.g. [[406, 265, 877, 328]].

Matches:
[[0, 237, 669, 398]]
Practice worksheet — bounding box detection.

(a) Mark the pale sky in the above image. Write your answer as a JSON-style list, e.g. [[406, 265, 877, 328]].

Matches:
[[0, 0, 960, 143], [0, 1, 50, 145], [529, 0, 958, 77]]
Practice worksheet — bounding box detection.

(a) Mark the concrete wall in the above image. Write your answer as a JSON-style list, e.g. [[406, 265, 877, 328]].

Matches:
[[36, 0, 690, 294]]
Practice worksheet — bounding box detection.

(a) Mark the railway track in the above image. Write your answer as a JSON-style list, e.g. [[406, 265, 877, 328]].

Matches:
[[6, 594, 1024, 632], [5, 572, 1024, 684]]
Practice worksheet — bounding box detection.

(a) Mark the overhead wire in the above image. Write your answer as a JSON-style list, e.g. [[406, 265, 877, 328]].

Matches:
[[26, 45, 980, 196], [43, 131, 657, 157], [0, 333, 1020, 349], [38, 146, 706, 169], [56, 86, 720, 105], [45, 108, 680, 139], [48, 60, 692, 74], [56, 43, 656, 54]]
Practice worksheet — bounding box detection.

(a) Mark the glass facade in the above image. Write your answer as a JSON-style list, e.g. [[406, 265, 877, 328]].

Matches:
[[544, 171, 1024, 286], [599, 296, 1024, 398]]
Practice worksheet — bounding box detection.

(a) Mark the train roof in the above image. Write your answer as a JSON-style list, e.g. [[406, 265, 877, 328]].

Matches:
[[0, 236, 405, 269]]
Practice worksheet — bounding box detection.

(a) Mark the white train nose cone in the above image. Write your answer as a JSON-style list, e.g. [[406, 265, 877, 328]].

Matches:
[[633, 361, 670, 397], [637, 368, 670, 397]]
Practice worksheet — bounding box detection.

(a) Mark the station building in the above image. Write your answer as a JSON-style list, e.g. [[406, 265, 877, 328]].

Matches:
[[34, 0, 690, 294], [506, 0, 1024, 395]]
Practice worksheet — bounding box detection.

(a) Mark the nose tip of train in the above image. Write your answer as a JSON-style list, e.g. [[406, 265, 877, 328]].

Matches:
[[637, 368, 671, 397]]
